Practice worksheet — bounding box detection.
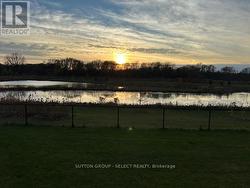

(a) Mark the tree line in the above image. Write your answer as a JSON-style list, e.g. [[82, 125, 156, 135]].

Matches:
[[1, 53, 250, 81]]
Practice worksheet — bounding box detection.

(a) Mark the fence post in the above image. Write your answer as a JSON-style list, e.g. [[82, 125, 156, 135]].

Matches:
[[162, 107, 166, 129], [117, 106, 120, 128], [24, 104, 28, 126], [71, 105, 74, 128], [208, 109, 212, 131]]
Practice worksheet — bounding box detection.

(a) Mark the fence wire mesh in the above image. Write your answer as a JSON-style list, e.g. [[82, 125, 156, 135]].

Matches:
[[0, 104, 250, 130]]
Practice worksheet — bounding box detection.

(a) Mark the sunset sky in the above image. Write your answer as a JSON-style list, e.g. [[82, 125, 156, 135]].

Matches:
[[0, 0, 250, 65]]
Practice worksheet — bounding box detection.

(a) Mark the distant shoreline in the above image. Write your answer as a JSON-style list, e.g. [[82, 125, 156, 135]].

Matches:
[[0, 86, 249, 95], [1, 76, 250, 94]]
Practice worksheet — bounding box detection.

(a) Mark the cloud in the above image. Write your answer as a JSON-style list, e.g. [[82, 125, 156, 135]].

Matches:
[[129, 48, 182, 55], [0, 41, 59, 56], [0, 0, 249, 64]]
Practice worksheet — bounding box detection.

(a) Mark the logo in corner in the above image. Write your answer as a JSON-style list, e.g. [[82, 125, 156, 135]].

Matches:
[[1, 1, 30, 35]]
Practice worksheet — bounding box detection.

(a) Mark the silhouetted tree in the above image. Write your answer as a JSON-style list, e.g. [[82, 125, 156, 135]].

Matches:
[[4, 53, 25, 66], [201, 64, 216, 73], [1, 55, 250, 81], [101, 61, 116, 72], [221, 66, 236, 74], [241, 67, 250, 74]]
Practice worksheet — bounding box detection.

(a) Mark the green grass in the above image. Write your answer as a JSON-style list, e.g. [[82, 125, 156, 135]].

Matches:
[[0, 126, 250, 188], [1, 105, 250, 130]]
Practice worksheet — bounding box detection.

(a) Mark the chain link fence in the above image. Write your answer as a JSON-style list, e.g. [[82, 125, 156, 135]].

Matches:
[[0, 104, 250, 130]]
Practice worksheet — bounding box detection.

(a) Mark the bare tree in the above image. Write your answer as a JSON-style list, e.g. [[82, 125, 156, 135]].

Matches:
[[241, 67, 250, 74], [4, 53, 25, 66], [221, 66, 236, 74]]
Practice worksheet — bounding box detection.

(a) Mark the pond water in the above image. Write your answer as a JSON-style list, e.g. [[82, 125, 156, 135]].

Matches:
[[0, 90, 250, 107], [0, 80, 250, 106], [0, 80, 90, 88]]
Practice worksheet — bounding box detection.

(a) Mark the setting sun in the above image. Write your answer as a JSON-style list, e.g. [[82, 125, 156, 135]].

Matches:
[[115, 53, 126, 65]]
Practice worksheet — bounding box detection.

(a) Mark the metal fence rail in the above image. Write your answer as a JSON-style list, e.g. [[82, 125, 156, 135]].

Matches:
[[0, 103, 250, 130]]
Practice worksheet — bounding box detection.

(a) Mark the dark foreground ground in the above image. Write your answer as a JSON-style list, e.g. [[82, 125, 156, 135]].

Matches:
[[0, 126, 250, 188]]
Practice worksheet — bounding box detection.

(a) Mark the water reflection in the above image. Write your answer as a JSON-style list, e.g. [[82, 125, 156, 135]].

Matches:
[[0, 90, 250, 107], [0, 80, 91, 88]]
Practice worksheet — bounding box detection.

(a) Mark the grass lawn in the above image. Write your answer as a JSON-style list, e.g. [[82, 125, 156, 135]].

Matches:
[[0, 126, 250, 188]]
